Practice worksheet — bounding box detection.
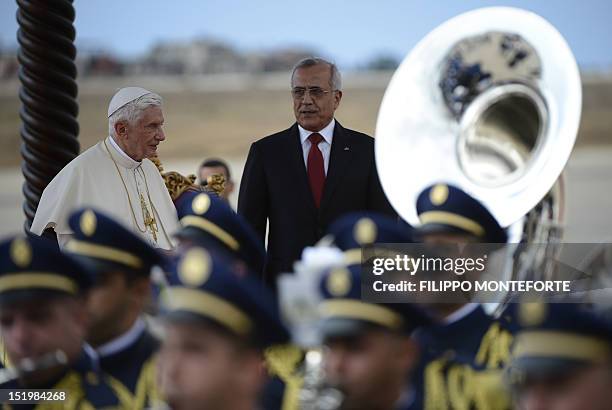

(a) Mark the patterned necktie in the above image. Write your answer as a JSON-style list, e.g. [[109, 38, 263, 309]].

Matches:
[[307, 133, 325, 208]]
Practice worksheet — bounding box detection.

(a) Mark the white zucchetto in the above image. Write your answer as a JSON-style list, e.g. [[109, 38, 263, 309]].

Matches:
[[107, 86, 153, 118]]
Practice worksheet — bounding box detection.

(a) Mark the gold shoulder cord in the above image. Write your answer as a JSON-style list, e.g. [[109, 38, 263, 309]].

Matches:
[[264, 344, 303, 410]]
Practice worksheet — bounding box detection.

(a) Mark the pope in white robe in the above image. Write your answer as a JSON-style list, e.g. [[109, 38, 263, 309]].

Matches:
[[31, 87, 179, 250]]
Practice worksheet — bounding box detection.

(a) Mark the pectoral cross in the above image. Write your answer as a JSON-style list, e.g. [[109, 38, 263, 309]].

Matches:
[[140, 193, 158, 243]]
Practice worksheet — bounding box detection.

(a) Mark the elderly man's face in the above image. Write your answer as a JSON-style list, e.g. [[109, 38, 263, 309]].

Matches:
[[0, 297, 87, 386], [514, 363, 612, 410], [117, 106, 165, 161], [292, 64, 342, 132]]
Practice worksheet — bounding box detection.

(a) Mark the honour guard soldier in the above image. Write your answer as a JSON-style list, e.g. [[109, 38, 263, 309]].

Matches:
[[174, 191, 265, 276], [260, 211, 414, 410], [156, 247, 290, 410], [317, 264, 432, 410], [326, 211, 413, 266], [506, 303, 612, 410], [413, 183, 509, 357], [174, 191, 297, 410], [65, 208, 165, 409], [414, 183, 507, 242], [411, 183, 517, 410], [0, 234, 127, 409]]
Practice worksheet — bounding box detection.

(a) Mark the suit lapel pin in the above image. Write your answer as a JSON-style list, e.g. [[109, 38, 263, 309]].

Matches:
[[344, 147, 350, 151]]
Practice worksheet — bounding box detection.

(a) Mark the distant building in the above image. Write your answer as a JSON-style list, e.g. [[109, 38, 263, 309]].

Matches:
[[130, 39, 247, 75], [364, 54, 400, 71], [76, 49, 123, 77], [255, 48, 317, 72], [0, 37, 324, 79]]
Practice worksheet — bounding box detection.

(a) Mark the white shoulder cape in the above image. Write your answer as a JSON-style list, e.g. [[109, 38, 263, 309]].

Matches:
[[30, 137, 179, 250]]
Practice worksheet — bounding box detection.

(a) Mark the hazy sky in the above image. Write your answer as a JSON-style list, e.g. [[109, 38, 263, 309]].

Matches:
[[1, 0, 611, 70]]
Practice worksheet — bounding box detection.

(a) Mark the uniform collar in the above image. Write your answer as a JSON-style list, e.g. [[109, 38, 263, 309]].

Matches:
[[72, 343, 101, 374], [298, 118, 335, 145], [107, 136, 141, 170], [96, 318, 146, 358], [442, 303, 480, 325], [395, 387, 416, 409]]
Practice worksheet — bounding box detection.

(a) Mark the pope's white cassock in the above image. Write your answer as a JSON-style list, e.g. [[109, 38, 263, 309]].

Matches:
[[30, 88, 179, 250]]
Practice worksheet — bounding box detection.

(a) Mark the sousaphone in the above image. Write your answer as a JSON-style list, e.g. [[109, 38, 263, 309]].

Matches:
[[375, 7, 581, 277]]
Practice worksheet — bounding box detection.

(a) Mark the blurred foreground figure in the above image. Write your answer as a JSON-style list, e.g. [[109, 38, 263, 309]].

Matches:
[[318, 265, 431, 410], [174, 191, 265, 276], [156, 247, 289, 410], [66, 208, 165, 409], [31, 87, 179, 249], [0, 235, 127, 409], [506, 303, 612, 410], [412, 183, 516, 410], [259, 212, 414, 410]]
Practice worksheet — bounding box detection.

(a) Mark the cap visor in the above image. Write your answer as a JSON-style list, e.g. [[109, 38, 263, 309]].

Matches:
[[507, 357, 591, 383], [319, 318, 383, 341]]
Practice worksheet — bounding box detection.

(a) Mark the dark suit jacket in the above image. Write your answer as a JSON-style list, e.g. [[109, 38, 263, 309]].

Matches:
[[238, 121, 395, 286]]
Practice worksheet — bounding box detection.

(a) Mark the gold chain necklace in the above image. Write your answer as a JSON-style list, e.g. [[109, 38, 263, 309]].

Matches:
[[133, 166, 159, 242], [104, 140, 155, 238], [104, 139, 175, 248], [139, 165, 174, 245]]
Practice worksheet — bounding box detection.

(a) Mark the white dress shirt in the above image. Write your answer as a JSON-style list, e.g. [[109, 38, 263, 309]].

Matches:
[[298, 118, 335, 175]]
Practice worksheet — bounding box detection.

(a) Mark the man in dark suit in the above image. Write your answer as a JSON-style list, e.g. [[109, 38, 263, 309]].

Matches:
[[238, 57, 394, 287]]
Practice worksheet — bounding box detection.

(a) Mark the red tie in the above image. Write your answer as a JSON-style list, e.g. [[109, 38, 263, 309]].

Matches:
[[307, 133, 325, 208]]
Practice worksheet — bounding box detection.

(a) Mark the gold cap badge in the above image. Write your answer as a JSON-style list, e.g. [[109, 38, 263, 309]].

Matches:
[[192, 193, 211, 215], [354, 218, 377, 245], [327, 268, 352, 297], [519, 302, 547, 327], [10, 237, 32, 268], [430, 184, 449, 206], [80, 209, 97, 237], [179, 248, 212, 287]]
